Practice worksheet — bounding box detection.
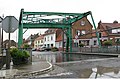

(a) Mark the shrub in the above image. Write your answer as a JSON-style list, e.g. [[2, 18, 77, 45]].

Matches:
[[10, 48, 30, 58], [23, 44, 30, 48], [79, 43, 84, 47], [51, 47, 59, 52], [10, 48, 30, 65], [103, 40, 112, 46]]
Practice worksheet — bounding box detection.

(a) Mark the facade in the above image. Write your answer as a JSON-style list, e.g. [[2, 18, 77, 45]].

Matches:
[[55, 17, 93, 49], [43, 29, 57, 48], [72, 17, 93, 47], [34, 35, 44, 49]]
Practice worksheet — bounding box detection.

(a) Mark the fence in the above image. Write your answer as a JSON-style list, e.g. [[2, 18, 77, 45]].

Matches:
[[74, 46, 120, 54]]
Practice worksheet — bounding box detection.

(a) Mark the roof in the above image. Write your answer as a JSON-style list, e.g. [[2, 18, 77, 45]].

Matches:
[[98, 21, 120, 35], [35, 35, 44, 41], [43, 29, 58, 36]]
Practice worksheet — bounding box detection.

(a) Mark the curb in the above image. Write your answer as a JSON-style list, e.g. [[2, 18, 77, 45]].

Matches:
[[13, 61, 53, 79]]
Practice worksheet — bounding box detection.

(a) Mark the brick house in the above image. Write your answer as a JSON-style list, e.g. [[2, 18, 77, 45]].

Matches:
[[93, 21, 120, 46], [56, 17, 93, 49], [72, 17, 93, 47]]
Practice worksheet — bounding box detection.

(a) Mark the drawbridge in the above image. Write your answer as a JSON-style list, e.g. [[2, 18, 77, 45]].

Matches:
[[18, 9, 101, 52]]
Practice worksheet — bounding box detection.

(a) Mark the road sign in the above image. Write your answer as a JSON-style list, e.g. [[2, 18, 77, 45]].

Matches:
[[2, 16, 18, 33], [75, 35, 78, 40]]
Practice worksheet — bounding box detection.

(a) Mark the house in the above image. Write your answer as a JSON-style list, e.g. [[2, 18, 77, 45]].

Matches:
[[34, 35, 44, 49], [93, 21, 120, 46], [24, 33, 39, 48], [72, 17, 93, 47], [3, 40, 17, 48], [55, 17, 93, 49], [43, 29, 60, 48]]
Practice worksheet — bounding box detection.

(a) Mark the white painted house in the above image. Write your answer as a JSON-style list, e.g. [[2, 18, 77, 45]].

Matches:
[[43, 29, 57, 48]]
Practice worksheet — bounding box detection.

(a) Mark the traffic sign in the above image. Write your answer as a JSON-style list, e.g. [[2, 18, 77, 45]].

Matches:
[[2, 16, 18, 33], [75, 35, 78, 40]]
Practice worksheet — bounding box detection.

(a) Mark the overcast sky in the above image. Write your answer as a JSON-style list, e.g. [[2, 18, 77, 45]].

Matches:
[[0, 0, 120, 42]]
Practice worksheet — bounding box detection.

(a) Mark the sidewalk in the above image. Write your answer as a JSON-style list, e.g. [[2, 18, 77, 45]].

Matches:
[[0, 55, 53, 79]]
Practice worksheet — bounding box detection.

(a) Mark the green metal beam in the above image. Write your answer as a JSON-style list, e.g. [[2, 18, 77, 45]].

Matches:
[[21, 10, 91, 25], [22, 23, 70, 29], [18, 9, 24, 47], [23, 28, 28, 34], [23, 11, 86, 16], [68, 27, 72, 52], [90, 12, 101, 47]]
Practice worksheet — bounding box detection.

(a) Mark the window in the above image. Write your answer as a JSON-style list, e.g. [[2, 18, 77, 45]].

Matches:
[[47, 44, 50, 47], [99, 33, 102, 38], [94, 40, 97, 45], [44, 37, 46, 41], [79, 40, 81, 44], [59, 42, 62, 46], [51, 36, 53, 40], [38, 41, 40, 44], [81, 30, 85, 35], [80, 21, 85, 26], [47, 36, 49, 41], [112, 29, 117, 33], [76, 30, 80, 36], [87, 40, 89, 45], [118, 29, 120, 33], [51, 44, 53, 47], [41, 40, 43, 43]]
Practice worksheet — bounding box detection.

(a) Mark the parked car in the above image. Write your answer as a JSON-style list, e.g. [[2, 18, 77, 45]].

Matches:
[[39, 47, 46, 51], [32, 48, 36, 51], [45, 47, 51, 51]]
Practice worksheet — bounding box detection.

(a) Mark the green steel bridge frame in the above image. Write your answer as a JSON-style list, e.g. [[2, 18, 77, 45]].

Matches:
[[18, 9, 101, 52]]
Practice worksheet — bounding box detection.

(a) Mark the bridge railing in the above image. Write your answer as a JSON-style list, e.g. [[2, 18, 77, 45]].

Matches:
[[73, 46, 120, 54]]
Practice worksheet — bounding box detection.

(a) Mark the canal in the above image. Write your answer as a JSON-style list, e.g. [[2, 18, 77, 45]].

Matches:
[[32, 51, 119, 63], [31, 51, 120, 79]]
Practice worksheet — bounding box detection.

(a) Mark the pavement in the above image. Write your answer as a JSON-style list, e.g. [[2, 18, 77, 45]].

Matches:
[[0, 55, 53, 79]]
